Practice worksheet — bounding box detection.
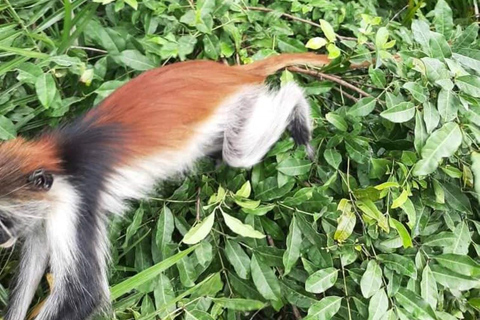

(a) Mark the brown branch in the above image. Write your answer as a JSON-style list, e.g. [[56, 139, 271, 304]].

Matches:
[[288, 66, 372, 98], [333, 86, 359, 102], [245, 6, 375, 50]]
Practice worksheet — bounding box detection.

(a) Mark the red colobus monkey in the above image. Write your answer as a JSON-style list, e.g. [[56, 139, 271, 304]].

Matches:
[[0, 53, 330, 320]]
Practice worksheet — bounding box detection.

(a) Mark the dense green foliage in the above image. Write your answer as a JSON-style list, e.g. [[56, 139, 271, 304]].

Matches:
[[1, 0, 480, 319]]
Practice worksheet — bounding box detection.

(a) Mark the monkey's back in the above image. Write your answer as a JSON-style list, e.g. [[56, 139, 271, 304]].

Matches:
[[86, 60, 265, 161]]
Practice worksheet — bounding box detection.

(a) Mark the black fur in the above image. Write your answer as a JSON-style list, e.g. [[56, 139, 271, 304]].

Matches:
[[46, 115, 125, 320], [288, 110, 310, 147]]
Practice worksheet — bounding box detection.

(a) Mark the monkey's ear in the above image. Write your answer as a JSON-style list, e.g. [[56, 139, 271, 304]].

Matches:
[[28, 169, 54, 191]]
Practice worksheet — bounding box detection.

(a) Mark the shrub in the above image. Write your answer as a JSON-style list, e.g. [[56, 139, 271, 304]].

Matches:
[[1, 0, 480, 319]]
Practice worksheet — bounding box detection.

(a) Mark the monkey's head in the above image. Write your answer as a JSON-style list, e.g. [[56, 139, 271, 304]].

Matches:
[[0, 137, 61, 248]]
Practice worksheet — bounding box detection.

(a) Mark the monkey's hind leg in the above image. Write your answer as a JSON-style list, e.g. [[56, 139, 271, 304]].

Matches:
[[223, 82, 313, 168]]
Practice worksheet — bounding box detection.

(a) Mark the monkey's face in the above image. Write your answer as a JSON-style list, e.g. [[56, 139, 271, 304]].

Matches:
[[0, 165, 54, 248], [0, 138, 61, 248]]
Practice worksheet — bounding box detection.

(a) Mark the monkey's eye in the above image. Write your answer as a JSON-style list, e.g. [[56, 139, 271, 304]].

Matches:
[[28, 169, 53, 191]]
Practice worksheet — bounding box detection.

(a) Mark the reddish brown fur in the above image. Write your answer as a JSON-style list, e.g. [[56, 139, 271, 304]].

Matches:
[[2, 53, 331, 174], [84, 54, 331, 164], [0, 138, 61, 199]]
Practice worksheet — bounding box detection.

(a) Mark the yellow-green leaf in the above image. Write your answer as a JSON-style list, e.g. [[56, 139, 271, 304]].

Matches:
[[320, 19, 336, 42], [222, 212, 266, 239], [391, 189, 409, 209], [182, 213, 215, 245], [305, 37, 327, 50]]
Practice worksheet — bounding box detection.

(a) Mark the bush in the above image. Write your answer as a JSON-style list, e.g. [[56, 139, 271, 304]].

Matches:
[[1, 0, 480, 319]]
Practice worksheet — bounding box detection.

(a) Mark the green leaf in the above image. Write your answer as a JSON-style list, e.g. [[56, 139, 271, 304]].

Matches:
[[348, 97, 376, 117], [395, 288, 437, 320], [423, 102, 440, 134], [324, 149, 342, 169], [413, 122, 463, 176], [453, 50, 480, 73], [430, 265, 480, 291], [412, 20, 432, 52], [327, 43, 341, 59], [444, 221, 471, 255], [35, 73, 57, 109], [428, 32, 452, 60], [185, 310, 214, 320], [472, 152, 480, 197], [242, 204, 276, 216], [111, 245, 198, 299], [212, 298, 266, 311], [456, 75, 480, 98], [375, 27, 389, 50], [236, 181, 252, 198], [182, 212, 215, 245], [16, 62, 43, 84], [124, 0, 138, 10], [278, 37, 307, 53], [334, 208, 356, 243], [177, 255, 197, 287], [123, 205, 144, 248], [391, 189, 409, 209], [421, 57, 450, 83], [283, 216, 303, 275], [305, 267, 338, 294], [116, 50, 155, 71], [155, 206, 174, 258], [433, 0, 454, 38], [203, 34, 219, 60], [434, 254, 480, 277], [325, 112, 348, 131], [320, 19, 336, 42], [357, 199, 389, 232], [437, 89, 459, 122], [304, 296, 342, 320], [153, 274, 175, 318], [443, 182, 472, 214], [403, 82, 427, 103], [281, 279, 317, 309], [360, 260, 383, 298], [377, 254, 416, 278], [453, 23, 479, 49], [380, 102, 415, 123], [415, 110, 428, 153], [234, 197, 261, 210], [225, 240, 250, 280], [250, 254, 282, 301], [0, 116, 17, 140], [421, 265, 438, 309], [222, 212, 266, 239], [369, 67, 387, 88], [277, 158, 312, 176], [389, 218, 413, 248], [374, 182, 400, 190], [368, 289, 388, 320]]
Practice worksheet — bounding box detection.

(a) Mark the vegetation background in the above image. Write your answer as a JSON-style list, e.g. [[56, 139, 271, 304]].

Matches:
[[1, 0, 480, 319]]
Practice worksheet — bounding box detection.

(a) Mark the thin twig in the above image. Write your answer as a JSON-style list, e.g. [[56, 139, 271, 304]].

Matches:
[[391, 5, 408, 22], [474, 0, 479, 18], [333, 86, 359, 102], [288, 66, 372, 98], [70, 46, 108, 54], [196, 187, 201, 221], [245, 6, 375, 50]]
